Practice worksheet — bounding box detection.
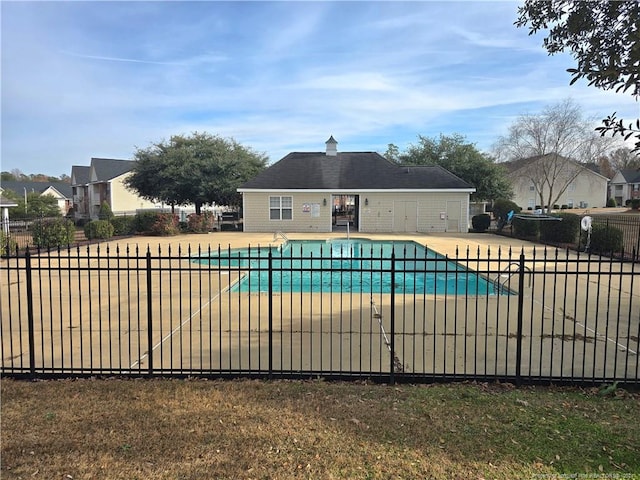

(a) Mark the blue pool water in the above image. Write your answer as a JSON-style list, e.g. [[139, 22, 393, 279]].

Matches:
[[193, 239, 503, 295]]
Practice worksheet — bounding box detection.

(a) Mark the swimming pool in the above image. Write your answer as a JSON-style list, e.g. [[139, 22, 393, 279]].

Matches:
[[193, 239, 504, 295]]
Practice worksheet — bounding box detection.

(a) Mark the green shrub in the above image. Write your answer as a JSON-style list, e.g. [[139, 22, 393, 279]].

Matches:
[[30, 218, 75, 249], [187, 212, 215, 233], [84, 220, 114, 240], [630, 199, 640, 210], [588, 224, 623, 254], [471, 214, 491, 232], [149, 213, 180, 236], [539, 213, 580, 244], [98, 201, 114, 221], [0, 231, 18, 257], [512, 215, 539, 239], [111, 216, 136, 236], [134, 211, 162, 234], [606, 198, 617, 207], [492, 199, 521, 221]]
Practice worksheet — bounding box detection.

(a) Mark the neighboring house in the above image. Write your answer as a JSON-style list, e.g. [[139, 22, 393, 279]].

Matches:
[[238, 137, 475, 233], [72, 158, 164, 219], [0, 181, 72, 215], [502, 154, 609, 211], [609, 168, 640, 206]]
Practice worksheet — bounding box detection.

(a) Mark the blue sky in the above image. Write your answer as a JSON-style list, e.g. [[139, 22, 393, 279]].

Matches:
[[2, 1, 638, 177]]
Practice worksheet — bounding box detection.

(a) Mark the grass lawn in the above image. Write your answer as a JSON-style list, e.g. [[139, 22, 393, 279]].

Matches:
[[1, 379, 638, 480]]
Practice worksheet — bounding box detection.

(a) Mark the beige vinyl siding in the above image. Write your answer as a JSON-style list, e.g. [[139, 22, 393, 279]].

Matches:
[[243, 192, 332, 233], [359, 192, 470, 233], [511, 169, 608, 211], [110, 173, 163, 214]]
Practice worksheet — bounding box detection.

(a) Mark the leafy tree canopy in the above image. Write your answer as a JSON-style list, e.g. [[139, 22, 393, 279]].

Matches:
[[125, 132, 268, 214], [1, 170, 70, 182], [389, 133, 513, 202], [516, 0, 640, 150], [7, 192, 62, 219]]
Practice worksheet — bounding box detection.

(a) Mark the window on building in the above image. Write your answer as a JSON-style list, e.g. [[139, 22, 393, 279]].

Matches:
[[568, 182, 576, 192], [528, 199, 535, 209], [270, 196, 293, 220], [529, 183, 535, 191]]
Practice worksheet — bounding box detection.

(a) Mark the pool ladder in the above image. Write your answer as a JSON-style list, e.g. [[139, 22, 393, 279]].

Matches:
[[273, 231, 289, 242], [493, 262, 532, 292]]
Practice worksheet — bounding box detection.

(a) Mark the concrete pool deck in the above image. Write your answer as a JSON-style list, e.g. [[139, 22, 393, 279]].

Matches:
[[2, 231, 637, 381]]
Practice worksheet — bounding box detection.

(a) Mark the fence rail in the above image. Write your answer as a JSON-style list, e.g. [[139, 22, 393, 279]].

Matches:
[[1, 243, 638, 386]]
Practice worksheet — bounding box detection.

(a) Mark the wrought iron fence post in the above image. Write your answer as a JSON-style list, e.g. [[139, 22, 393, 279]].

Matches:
[[515, 251, 526, 386], [25, 248, 36, 376], [146, 248, 153, 376], [390, 251, 396, 385], [268, 249, 273, 379]]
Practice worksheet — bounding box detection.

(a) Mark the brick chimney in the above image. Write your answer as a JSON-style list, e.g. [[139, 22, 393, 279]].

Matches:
[[325, 136, 337, 156]]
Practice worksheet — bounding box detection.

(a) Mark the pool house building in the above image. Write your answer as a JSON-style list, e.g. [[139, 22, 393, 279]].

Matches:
[[238, 137, 476, 234]]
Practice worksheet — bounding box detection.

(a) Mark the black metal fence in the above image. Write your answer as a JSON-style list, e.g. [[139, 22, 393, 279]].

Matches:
[[588, 214, 640, 262], [1, 242, 638, 386], [494, 213, 640, 262]]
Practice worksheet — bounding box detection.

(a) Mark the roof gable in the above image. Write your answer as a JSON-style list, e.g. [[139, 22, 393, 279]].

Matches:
[[617, 168, 640, 184], [71, 165, 91, 185], [501, 153, 609, 181], [239, 152, 474, 191], [0, 181, 72, 198], [90, 158, 135, 182]]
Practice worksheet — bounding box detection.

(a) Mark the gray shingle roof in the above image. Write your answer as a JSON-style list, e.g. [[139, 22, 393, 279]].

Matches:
[[90, 158, 135, 182], [71, 165, 91, 185], [618, 168, 640, 183], [0, 181, 72, 198], [239, 152, 474, 190], [501, 153, 609, 179]]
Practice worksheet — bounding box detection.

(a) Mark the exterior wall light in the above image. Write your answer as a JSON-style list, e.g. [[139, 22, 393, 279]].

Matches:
[[364, 198, 369, 206], [323, 198, 327, 206]]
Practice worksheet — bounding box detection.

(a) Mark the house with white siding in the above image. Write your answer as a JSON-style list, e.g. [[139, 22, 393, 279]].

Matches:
[[609, 168, 640, 206], [502, 154, 609, 211], [238, 137, 475, 234]]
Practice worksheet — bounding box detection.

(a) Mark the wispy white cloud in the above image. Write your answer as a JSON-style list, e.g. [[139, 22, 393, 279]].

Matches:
[[1, 1, 637, 176]]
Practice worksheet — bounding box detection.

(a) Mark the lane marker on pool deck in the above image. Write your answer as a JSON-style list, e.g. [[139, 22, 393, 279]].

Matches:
[[130, 289, 224, 369]]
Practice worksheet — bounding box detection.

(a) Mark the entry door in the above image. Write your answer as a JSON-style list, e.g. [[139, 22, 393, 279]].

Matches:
[[446, 201, 461, 232], [393, 201, 417, 232]]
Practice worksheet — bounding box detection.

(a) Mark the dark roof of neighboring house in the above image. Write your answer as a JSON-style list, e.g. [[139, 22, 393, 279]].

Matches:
[[0, 181, 72, 198], [618, 168, 640, 183], [500, 153, 608, 179], [71, 165, 91, 185], [90, 158, 135, 182], [239, 152, 474, 190]]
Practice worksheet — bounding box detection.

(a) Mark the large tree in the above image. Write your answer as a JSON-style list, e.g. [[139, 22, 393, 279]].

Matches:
[[125, 133, 268, 214], [494, 99, 615, 210], [388, 133, 513, 202], [605, 146, 640, 172], [6, 191, 61, 219], [516, 0, 640, 150]]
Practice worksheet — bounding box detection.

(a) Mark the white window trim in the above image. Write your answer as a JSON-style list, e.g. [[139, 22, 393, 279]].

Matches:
[[269, 195, 293, 221]]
